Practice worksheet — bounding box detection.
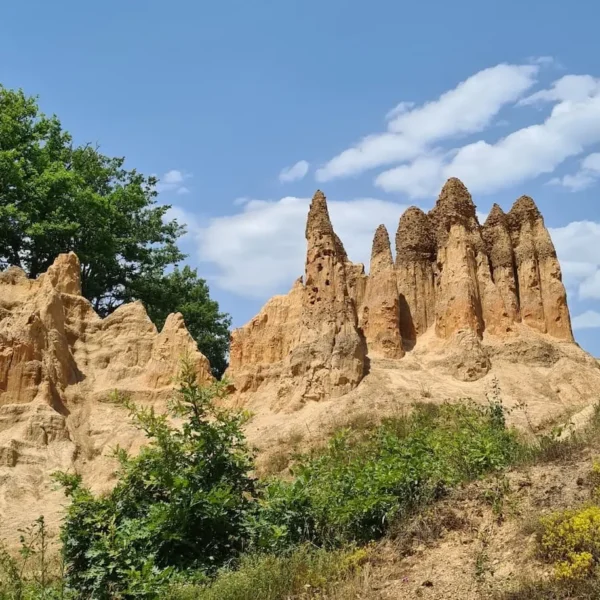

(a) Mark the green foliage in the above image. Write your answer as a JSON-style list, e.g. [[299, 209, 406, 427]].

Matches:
[[55, 360, 258, 599], [256, 400, 521, 549], [140, 266, 231, 378], [0, 85, 230, 375], [164, 545, 367, 600], [0, 85, 183, 310]]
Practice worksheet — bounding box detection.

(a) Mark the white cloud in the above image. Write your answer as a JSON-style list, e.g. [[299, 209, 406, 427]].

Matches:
[[279, 160, 309, 183], [194, 196, 408, 297], [550, 152, 600, 191], [156, 169, 192, 194], [572, 310, 600, 330], [376, 74, 600, 197], [315, 63, 539, 182], [519, 74, 600, 105], [550, 220, 600, 299]]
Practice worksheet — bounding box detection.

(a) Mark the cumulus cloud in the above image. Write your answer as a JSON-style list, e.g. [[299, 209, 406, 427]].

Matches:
[[550, 220, 600, 299], [315, 63, 539, 182], [376, 74, 600, 197], [279, 160, 310, 183], [156, 169, 192, 194], [193, 196, 408, 297], [550, 152, 600, 191], [572, 310, 600, 330]]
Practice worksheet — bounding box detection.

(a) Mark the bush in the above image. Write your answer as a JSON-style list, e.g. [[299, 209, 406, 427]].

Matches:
[[538, 505, 600, 581], [257, 400, 520, 549], [55, 360, 259, 599]]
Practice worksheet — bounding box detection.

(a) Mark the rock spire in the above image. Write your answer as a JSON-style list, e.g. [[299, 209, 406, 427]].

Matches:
[[227, 179, 575, 403]]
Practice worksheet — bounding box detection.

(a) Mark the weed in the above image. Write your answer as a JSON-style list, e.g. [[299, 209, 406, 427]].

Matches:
[[419, 382, 432, 399], [589, 460, 600, 502], [0, 516, 65, 599], [481, 475, 513, 521]]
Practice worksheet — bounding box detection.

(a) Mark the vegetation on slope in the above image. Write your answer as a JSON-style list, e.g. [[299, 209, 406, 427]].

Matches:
[[0, 362, 532, 599]]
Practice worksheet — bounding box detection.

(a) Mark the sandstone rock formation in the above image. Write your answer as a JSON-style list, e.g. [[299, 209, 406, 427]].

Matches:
[[0, 253, 212, 541], [0, 252, 212, 410], [360, 225, 403, 359], [395, 207, 435, 343], [229, 192, 367, 408], [228, 178, 577, 404], [507, 196, 573, 339]]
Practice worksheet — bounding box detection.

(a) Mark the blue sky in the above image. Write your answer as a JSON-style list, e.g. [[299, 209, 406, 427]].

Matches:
[[2, 0, 600, 354]]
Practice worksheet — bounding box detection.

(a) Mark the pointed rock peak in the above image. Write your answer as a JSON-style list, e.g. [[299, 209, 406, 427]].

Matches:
[[435, 177, 476, 219], [306, 189, 334, 239], [45, 252, 82, 295], [483, 204, 507, 228], [395, 206, 435, 263], [508, 195, 542, 225], [370, 225, 393, 273], [334, 233, 349, 262], [161, 312, 186, 333]]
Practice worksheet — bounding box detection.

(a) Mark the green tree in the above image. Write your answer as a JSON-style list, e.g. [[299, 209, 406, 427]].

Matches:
[[0, 85, 230, 373], [137, 266, 232, 378], [55, 360, 258, 599]]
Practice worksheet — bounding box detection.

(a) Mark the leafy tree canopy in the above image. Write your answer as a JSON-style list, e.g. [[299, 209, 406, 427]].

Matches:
[[0, 85, 230, 376]]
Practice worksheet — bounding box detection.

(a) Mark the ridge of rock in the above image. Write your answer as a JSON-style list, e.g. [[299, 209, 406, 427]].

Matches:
[[507, 195, 573, 340], [228, 180, 577, 402]]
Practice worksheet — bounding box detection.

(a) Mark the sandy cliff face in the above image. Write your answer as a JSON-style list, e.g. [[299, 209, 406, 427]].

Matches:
[[0, 253, 212, 541], [228, 178, 580, 406]]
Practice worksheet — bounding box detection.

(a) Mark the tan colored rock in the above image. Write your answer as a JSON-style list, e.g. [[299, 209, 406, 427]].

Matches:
[[395, 207, 436, 341], [40, 252, 82, 295], [227, 278, 304, 393], [227, 191, 367, 405], [287, 190, 366, 402], [428, 178, 485, 339], [0, 253, 213, 544], [0, 251, 213, 416], [360, 226, 403, 359], [229, 180, 578, 406], [482, 205, 520, 325], [507, 196, 573, 341]]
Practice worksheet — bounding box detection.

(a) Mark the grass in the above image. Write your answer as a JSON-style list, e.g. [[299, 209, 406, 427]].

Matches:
[[164, 545, 369, 600], [496, 577, 600, 599]]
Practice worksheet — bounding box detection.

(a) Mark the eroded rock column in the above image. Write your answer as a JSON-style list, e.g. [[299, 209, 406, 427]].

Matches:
[[360, 225, 403, 358]]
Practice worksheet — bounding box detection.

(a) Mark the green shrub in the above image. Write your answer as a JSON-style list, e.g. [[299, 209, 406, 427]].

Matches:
[[55, 360, 259, 599], [257, 400, 520, 549]]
